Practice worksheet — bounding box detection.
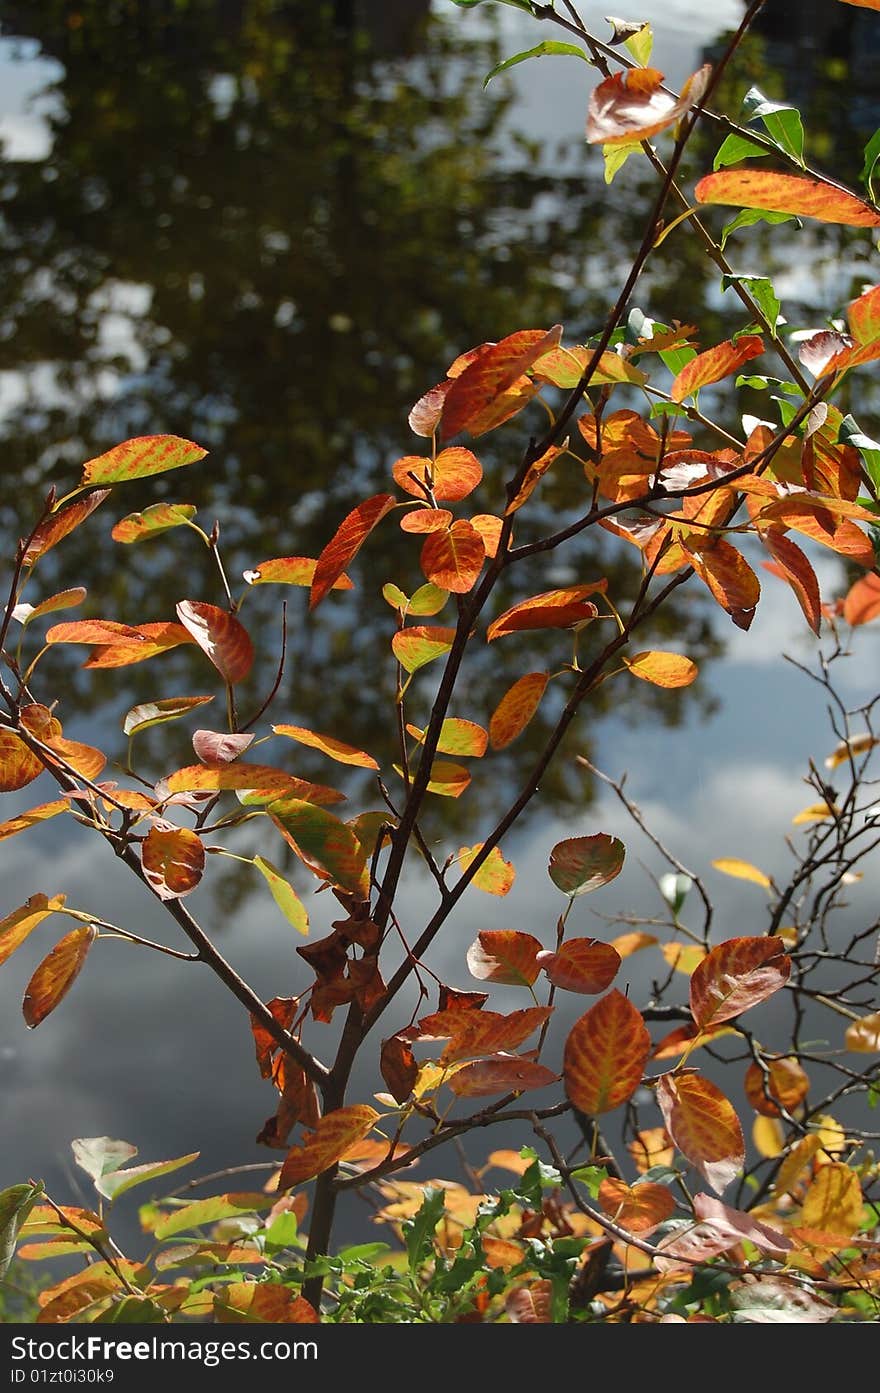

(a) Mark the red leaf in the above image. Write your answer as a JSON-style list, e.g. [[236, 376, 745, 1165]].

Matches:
[[563, 990, 650, 1114], [690, 936, 791, 1029], [536, 938, 621, 995], [380, 1034, 419, 1104], [656, 1071, 744, 1194], [420, 520, 486, 593], [548, 834, 625, 896], [695, 170, 880, 228], [418, 1006, 552, 1063], [598, 1178, 675, 1235], [22, 491, 111, 567], [681, 537, 760, 629], [670, 335, 764, 401], [489, 672, 549, 750], [843, 571, 880, 626], [142, 824, 205, 900], [23, 924, 97, 1028], [392, 448, 483, 502], [466, 930, 543, 987], [278, 1106, 379, 1189], [79, 434, 207, 486], [176, 601, 254, 685], [309, 494, 396, 609], [446, 1056, 557, 1098], [191, 730, 255, 764], [486, 584, 605, 642], [761, 529, 821, 634], [440, 327, 562, 441], [587, 64, 711, 145]]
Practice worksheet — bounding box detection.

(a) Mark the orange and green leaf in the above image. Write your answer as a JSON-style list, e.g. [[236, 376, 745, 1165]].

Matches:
[[548, 834, 625, 897], [456, 843, 515, 894], [79, 435, 207, 486], [695, 170, 880, 227], [268, 798, 369, 896], [489, 672, 549, 750]]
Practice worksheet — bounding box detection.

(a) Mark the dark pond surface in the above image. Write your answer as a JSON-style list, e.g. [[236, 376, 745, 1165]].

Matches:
[[0, 0, 879, 1260]]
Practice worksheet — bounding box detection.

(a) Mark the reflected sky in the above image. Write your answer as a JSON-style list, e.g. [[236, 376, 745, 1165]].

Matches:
[[1, 0, 879, 1258]]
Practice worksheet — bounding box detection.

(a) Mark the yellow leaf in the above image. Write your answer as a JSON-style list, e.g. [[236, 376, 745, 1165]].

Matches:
[[711, 857, 771, 889], [801, 1163, 863, 1238], [660, 943, 707, 976], [824, 734, 879, 770], [812, 1114, 848, 1163], [776, 1135, 821, 1198], [792, 802, 837, 826], [845, 1011, 880, 1053], [753, 1115, 785, 1159]]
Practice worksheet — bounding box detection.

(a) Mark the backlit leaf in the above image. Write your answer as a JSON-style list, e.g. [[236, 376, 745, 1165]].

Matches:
[[670, 334, 764, 401], [563, 990, 650, 1114], [744, 1056, 809, 1117], [489, 672, 549, 749], [483, 40, 592, 88], [469, 514, 504, 557], [0, 1183, 44, 1280], [0, 894, 66, 967], [22, 492, 110, 567], [142, 824, 205, 900], [22, 924, 97, 1028], [46, 619, 144, 646], [505, 443, 565, 514], [652, 1022, 734, 1059], [690, 935, 791, 1029], [447, 1056, 557, 1098], [587, 64, 711, 145], [791, 801, 836, 826], [440, 327, 562, 440], [380, 1033, 419, 1104], [215, 1284, 318, 1324], [408, 583, 449, 616], [536, 938, 621, 994], [681, 538, 760, 629], [399, 508, 453, 534], [761, 530, 822, 634], [661, 943, 707, 976], [272, 724, 378, 770], [176, 601, 254, 685], [420, 520, 486, 593], [695, 170, 880, 227], [817, 283, 880, 375], [154, 1193, 274, 1241], [12, 588, 87, 626], [111, 503, 196, 544], [531, 345, 647, 389], [656, 1071, 744, 1194], [82, 622, 197, 668], [753, 1115, 785, 1159], [486, 584, 605, 641], [45, 736, 106, 782], [457, 843, 515, 894], [407, 379, 453, 438], [612, 930, 658, 958], [622, 650, 698, 688], [801, 1163, 864, 1238], [628, 1127, 674, 1174], [598, 1178, 675, 1234], [845, 1011, 880, 1052], [392, 448, 483, 502], [122, 696, 213, 738], [391, 625, 456, 674], [243, 556, 352, 590], [824, 733, 880, 769], [310, 494, 396, 609], [278, 1106, 379, 1189], [408, 718, 488, 758], [548, 833, 625, 897], [0, 731, 44, 792], [0, 800, 68, 844], [416, 761, 471, 798], [253, 857, 309, 936], [268, 798, 369, 896], [844, 571, 880, 626], [79, 434, 207, 486], [418, 1006, 552, 1063], [711, 857, 771, 888], [163, 764, 343, 804], [466, 930, 542, 986]]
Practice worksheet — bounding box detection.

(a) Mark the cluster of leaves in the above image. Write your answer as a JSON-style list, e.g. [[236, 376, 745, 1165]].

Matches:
[[2, 0, 880, 1323]]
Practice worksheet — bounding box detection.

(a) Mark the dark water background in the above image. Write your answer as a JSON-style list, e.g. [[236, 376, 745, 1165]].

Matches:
[[0, 0, 879, 1263]]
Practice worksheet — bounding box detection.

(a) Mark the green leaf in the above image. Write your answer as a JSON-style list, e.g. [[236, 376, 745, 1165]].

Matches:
[[860, 128, 880, 200], [713, 133, 767, 170], [659, 872, 692, 918], [154, 1193, 271, 1240], [623, 24, 653, 67], [72, 1137, 138, 1184], [96, 1152, 199, 1202], [720, 208, 801, 251], [253, 855, 309, 936], [839, 414, 880, 495], [403, 1187, 447, 1273], [0, 1182, 44, 1279], [742, 86, 805, 166], [452, 0, 534, 9], [122, 695, 214, 738], [263, 1211, 302, 1251], [570, 1165, 607, 1198], [603, 142, 640, 185], [721, 273, 781, 337], [267, 798, 369, 896], [735, 374, 799, 394], [649, 400, 688, 422], [95, 1297, 168, 1324], [338, 1242, 392, 1265], [658, 343, 697, 377], [483, 41, 591, 89]]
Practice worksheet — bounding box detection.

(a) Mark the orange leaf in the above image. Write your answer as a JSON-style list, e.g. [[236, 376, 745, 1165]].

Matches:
[[505, 1280, 553, 1324], [391, 625, 456, 674], [695, 170, 880, 227], [446, 1056, 557, 1098], [110, 502, 196, 543], [844, 572, 880, 627], [622, 650, 698, 688], [176, 601, 254, 685], [407, 718, 488, 758], [759, 504, 874, 569], [839, 0, 880, 8], [82, 621, 196, 668], [22, 491, 111, 567], [268, 797, 369, 896], [656, 1071, 744, 1194], [0, 730, 44, 792], [845, 1011, 880, 1052], [12, 587, 88, 627], [628, 1127, 674, 1175], [46, 619, 144, 646], [23, 924, 97, 1028], [0, 893, 67, 967], [486, 584, 605, 642], [690, 936, 791, 1029], [79, 434, 207, 485], [163, 764, 344, 804], [761, 529, 822, 634], [548, 834, 625, 896], [278, 1105, 379, 1188], [216, 1284, 318, 1323], [818, 282, 880, 375], [419, 761, 471, 798], [0, 800, 68, 843], [310, 494, 397, 609], [420, 520, 486, 593], [142, 824, 205, 900], [418, 1005, 552, 1063], [744, 1056, 809, 1117], [392, 448, 483, 502], [536, 938, 621, 995], [598, 1178, 675, 1234], [380, 1034, 418, 1104], [243, 556, 353, 590], [670, 335, 764, 401], [587, 64, 711, 145], [469, 513, 504, 557], [399, 507, 453, 534], [456, 843, 515, 894], [440, 327, 562, 440], [505, 444, 564, 515], [466, 930, 543, 986], [612, 930, 658, 958], [272, 724, 378, 771], [801, 1163, 864, 1238], [532, 345, 647, 389], [489, 672, 549, 750], [681, 537, 760, 629], [563, 990, 650, 1114], [652, 1022, 734, 1060]]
